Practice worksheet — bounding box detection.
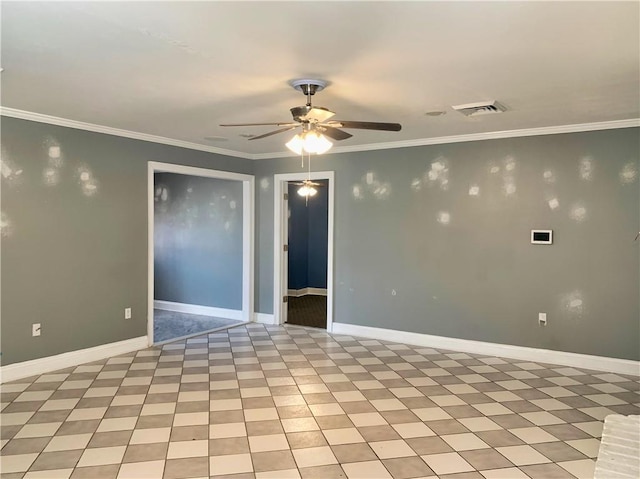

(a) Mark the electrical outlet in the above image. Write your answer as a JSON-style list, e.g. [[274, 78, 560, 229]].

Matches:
[[32, 323, 41, 337], [538, 313, 547, 326], [124, 308, 132, 320]]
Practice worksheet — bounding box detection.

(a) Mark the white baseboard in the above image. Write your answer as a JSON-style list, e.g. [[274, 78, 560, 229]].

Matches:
[[287, 288, 328, 297], [154, 300, 243, 321], [331, 323, 640, 377], [0, 336, 148, 384], [254, 313, 277, 325]]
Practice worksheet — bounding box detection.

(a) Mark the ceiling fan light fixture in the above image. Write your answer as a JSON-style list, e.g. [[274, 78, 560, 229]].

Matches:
[[303, 131, 332, 154], [297, 185, 318, 197], [285, 130, 333, 155], [285, 134, 304, 155]]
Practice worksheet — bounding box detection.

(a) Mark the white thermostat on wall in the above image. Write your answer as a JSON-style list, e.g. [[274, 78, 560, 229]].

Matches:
[[531, 229, 553, 244]]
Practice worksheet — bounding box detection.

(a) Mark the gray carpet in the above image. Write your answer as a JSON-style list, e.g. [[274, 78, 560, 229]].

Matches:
[[154, 309, 243, 343]]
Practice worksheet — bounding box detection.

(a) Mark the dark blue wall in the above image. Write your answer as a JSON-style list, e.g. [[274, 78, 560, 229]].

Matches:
[[288, 180, 328, 291], [287, 183, 309, 291]]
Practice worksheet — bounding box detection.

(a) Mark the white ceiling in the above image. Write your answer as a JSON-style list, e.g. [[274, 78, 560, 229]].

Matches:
[[2, 1, 639, 158]]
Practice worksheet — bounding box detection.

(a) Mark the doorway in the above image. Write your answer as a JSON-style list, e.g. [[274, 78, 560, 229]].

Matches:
[[273, 171, 334, 331], [148, 162, 254, 345], [286, 179, 329, 328]]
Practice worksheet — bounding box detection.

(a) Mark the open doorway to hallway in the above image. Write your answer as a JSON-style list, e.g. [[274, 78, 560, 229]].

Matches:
[[148, 162, 254, 345], [273, 171, 334, 332], [286, 179, 328, 329]]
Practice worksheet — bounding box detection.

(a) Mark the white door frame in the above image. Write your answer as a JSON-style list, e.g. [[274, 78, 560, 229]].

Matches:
[[148, 161, 254, 346], [273, 171, 334, 332]]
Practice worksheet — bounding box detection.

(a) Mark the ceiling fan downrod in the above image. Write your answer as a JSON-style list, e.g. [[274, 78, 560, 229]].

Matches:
[[290, 78, 327, 106]]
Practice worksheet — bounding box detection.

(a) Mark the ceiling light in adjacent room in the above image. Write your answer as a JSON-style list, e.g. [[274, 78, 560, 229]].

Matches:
[[297, 184, 318, 197]]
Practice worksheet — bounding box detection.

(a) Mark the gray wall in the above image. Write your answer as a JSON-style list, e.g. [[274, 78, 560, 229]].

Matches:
[[2, 117, 638, 366], [1, 117, 252, 365], [154, 173, 243, 309], [255, 128, 640, 361]]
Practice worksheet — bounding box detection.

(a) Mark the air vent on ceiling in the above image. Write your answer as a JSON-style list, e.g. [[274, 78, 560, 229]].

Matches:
[[452, 100, 507, 117]]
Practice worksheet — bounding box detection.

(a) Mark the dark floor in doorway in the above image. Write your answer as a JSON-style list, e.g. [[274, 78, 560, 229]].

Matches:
[[154, 309, 243, 343], [286, 295, 327, 329]]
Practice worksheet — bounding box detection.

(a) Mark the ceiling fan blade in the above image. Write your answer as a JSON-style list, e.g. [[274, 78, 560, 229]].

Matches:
[[248, 125, 298, 140], [220, 122, 298, 127], [290, 181, 326, 187], [326, 121, 402, 132], [290, 106, 335, 123], [317, 125, 353, 141]]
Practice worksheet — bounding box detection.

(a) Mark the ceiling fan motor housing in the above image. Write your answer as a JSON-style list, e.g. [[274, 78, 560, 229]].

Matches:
[[290, 105, 335, 124], [290, 105, 312, 122]]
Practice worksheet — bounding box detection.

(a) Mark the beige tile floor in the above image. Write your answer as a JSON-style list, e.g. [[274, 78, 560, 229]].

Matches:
[[1, 323, 638, 478]]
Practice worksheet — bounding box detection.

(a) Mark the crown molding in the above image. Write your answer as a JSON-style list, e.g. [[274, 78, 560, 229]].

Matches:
[[2, 107, 638, 161], [254, 118, 640, 159], [0, 107, 253, 160]]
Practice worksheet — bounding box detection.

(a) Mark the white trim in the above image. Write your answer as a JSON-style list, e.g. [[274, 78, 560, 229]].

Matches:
[[148, 165, 155, 345], [254, 313, 277, 325], [243, 174, 256, 323], [148, 161, 254, 346], [308, 287, 328, 296], [154, 300, 243, 321], [274, 171, 335, 332], [331, 323, 640, 376], [251, 119, 640, 159], [0, 107, 250, 159], [0, 336, 148, 384], [149, 162, 254, 182], [287, 288, 328, 297], [3, 107, 637, 160]]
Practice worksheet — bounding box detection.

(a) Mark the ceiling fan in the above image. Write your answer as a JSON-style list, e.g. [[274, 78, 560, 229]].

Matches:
[[220, 79, 402, 152], [291, 179, 325, 187], [290, 178, 325, 199]]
